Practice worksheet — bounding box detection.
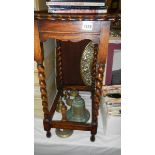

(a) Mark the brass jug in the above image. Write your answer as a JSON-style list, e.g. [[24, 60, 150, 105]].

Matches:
[[55, 104, 73, 138], [66, 95, 90, 123], [56, 98, 65, 113]]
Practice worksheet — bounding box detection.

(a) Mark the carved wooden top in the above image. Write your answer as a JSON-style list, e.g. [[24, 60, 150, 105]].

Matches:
[[34, 11, 120, 22]]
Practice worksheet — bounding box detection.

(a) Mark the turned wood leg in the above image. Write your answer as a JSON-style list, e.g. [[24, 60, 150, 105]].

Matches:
[[37, 63, 51, 137], [91, 63, 105, 142], [92, 44, 98, 90], [46, 131, 51, 138], [90, 127, 97, 142], [90, 45, 99, 142], [90, 134, 95, 142], [43, 117, 51, 138], [56, 41, 63, 97]]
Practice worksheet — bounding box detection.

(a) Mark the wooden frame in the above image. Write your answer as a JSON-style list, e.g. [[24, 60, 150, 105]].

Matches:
[[34, 12, 119, 142], [105, 43, 121, 85]]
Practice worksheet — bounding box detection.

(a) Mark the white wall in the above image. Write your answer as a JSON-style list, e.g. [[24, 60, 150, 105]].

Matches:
[[34, 0, 47, 11]]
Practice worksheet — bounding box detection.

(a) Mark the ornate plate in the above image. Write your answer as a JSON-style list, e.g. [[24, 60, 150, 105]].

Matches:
[[80, 41, 94, 86]]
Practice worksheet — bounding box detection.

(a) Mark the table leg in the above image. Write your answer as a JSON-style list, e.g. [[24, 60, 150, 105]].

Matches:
[[56, 41, 64, 97], [37, 63, 51, 137], [35, 21, 52, 137], [91, 64, 104, 142]]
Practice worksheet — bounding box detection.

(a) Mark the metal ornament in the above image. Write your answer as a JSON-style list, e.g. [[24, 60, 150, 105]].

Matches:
[[55, 128, 73, 138], [55, 104, 73, 138], [80, 41, 94, 86], [66, 98, 73, 106], [66, 95, 90, 123], [66, 90, 79, 106], [63, 91, 68, 100], [56, 98, 65, 113], [70, 90, 79, 97]]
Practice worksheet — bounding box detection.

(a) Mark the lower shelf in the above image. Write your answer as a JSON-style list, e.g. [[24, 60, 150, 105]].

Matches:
[[48, 89, 95, 132], [51, 121, 92, 131]]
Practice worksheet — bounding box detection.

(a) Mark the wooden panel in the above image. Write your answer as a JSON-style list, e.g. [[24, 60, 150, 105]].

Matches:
[[39, 20, 102, 33], [60, 40, 90, 86], [98, 22, 111, 64], [34, 20, 43, 63], [40, 32, 100, 43]]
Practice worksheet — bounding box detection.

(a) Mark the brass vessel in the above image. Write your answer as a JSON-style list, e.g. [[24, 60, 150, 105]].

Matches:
[[56, 98, 65, 113], [66, 95, 90, 123], [55, 104, 73, 138], [66, 90, 79, 106], [55, 128, 73, 138]]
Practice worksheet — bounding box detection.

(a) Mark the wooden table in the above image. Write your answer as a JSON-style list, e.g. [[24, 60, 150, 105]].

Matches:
[[34, 11, 120, 142]]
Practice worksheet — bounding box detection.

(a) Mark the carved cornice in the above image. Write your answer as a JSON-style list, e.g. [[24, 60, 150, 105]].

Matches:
[[34, 11, 120, 22]]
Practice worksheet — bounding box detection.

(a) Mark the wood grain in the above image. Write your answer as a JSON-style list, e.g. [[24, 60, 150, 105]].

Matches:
[[34, 21, 43, 63], [98, 22, 111, 64]]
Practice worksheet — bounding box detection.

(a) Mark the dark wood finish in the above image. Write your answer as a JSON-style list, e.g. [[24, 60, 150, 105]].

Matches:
[[51, 121, 92, 131], [37, 64, 49, 118], [39, 20, 102, 33], [93, 64, 105, 123], [36, 62, 51, 135], [34, 11, 120, 21], [46, 131, 51, 138], [91, 44, 98, 90], [34, 12, 119, 141], [40, 32, 100, 43], [56, 41, 63, 96], [60, 40, 90, 86]]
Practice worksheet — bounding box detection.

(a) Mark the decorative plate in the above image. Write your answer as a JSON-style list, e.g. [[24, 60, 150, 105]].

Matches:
[[80, 41, 94, 86]]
